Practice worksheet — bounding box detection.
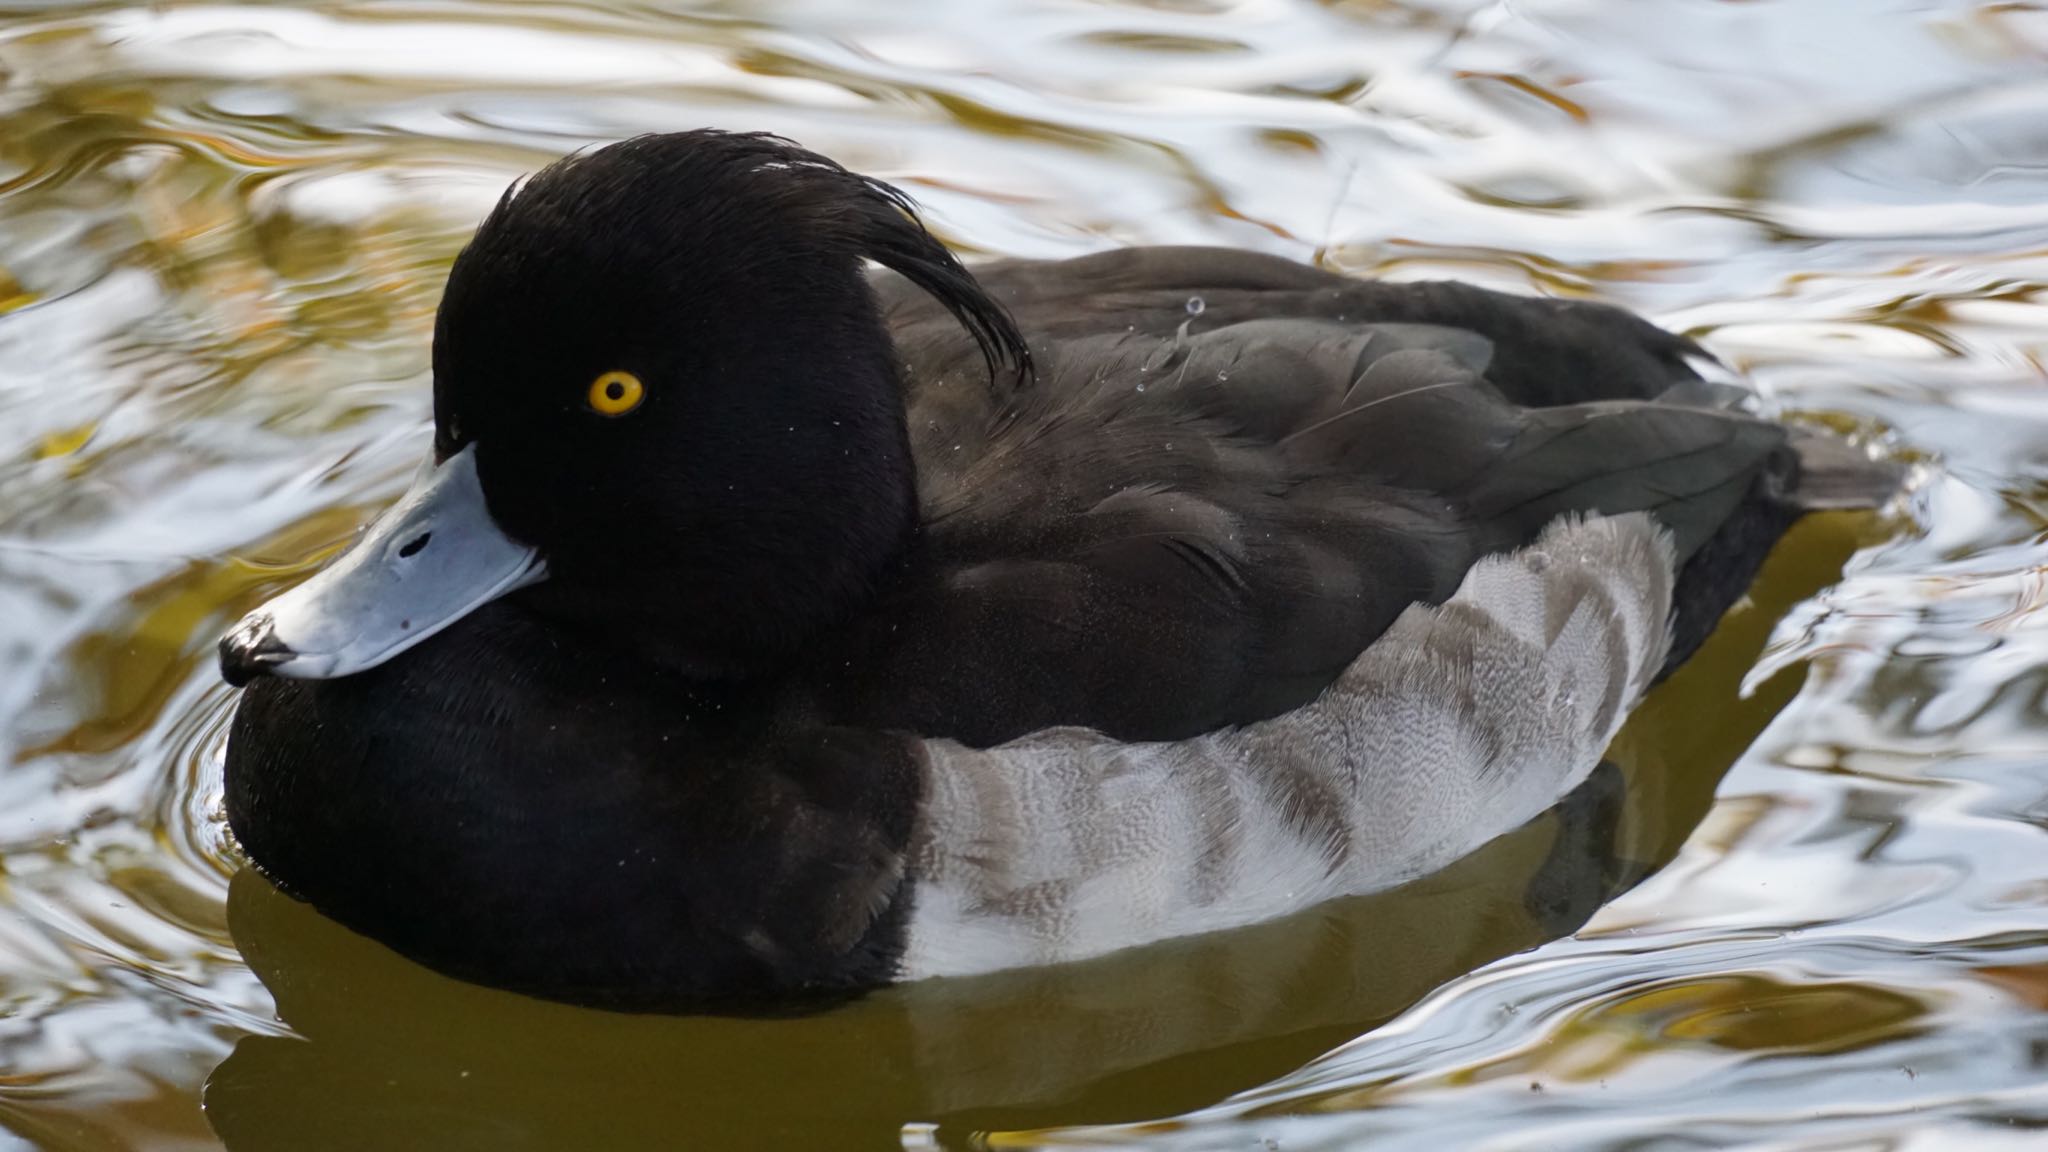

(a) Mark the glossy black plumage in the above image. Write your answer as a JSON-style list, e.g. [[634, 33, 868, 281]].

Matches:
[[804, 248, 1796, 745], [223, 131, 1894, 1010]]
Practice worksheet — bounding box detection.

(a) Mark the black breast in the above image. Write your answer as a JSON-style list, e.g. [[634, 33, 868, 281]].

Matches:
[[223, 605, 924, 1012]]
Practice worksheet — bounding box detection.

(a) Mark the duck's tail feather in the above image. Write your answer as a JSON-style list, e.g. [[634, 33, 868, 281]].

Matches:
[[1783, 425, 1903, 511], [1658, 426, 1899, 680]]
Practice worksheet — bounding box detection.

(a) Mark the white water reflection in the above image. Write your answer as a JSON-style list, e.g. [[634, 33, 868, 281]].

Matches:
[[0, 1, 2044, 1149]]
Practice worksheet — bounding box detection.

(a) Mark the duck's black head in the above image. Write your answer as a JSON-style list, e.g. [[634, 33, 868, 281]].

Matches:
[[219, 131, 1028, 685]]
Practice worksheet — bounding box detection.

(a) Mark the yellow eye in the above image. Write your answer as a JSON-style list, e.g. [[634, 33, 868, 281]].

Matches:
[[588, 371, 645, 416]]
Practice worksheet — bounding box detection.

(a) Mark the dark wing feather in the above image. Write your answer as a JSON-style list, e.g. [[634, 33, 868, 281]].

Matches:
[[831, 248, 1824, 747], [876, 246, 1708, 410], [1461, 404, 1793, 559]]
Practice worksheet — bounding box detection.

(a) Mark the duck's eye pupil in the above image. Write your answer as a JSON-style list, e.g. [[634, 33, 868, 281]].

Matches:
[[606, 381, 625, 402]]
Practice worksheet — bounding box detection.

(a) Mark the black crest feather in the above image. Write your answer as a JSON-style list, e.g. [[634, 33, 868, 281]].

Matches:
[[709, 131, 1032, 383], [543, 131, 1033, 385]]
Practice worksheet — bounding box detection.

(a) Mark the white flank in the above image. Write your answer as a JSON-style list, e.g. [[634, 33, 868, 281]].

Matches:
[[899, 512, 1675, 980]]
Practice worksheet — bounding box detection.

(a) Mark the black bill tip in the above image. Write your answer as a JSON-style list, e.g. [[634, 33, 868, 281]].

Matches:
[[220, 614, 296, 687]]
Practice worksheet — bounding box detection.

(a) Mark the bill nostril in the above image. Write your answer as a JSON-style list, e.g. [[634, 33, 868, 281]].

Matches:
[[398, 532, 432, 559]]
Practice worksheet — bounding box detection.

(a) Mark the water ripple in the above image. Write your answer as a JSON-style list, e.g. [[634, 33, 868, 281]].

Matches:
[[0, 2, 2043, 1150]]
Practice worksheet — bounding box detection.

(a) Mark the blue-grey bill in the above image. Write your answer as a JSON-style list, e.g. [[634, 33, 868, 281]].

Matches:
[[218, 444, 545, 685]]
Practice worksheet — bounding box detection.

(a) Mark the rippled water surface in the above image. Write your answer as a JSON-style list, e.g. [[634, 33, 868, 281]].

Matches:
[[1, 1, 2045, 1148]]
